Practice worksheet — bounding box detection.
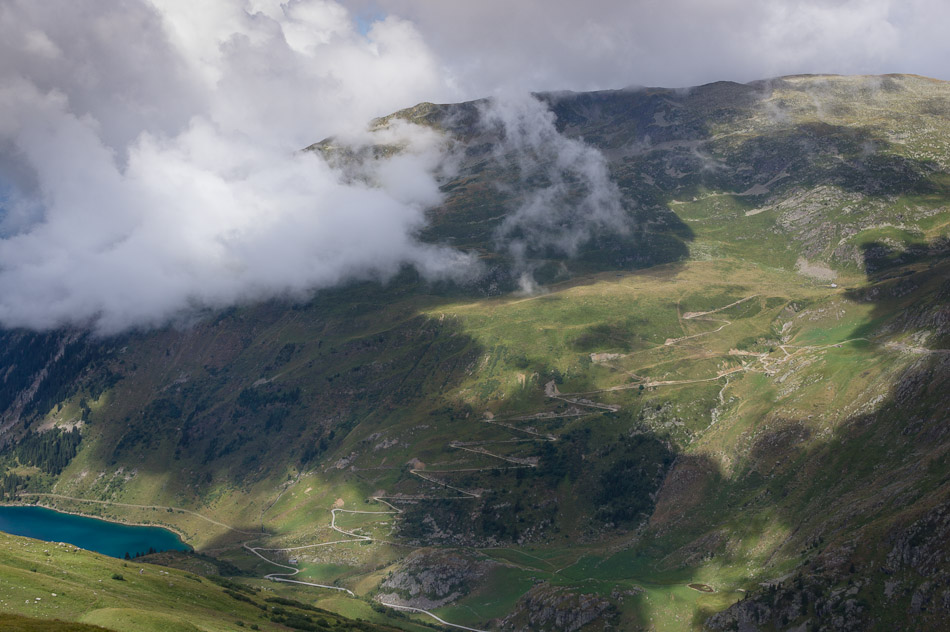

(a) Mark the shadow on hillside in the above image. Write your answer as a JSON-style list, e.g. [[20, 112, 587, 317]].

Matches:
[[666, 244, 950, 629], [7, 81, 950, 630], [843, 236, 950, 347], [95, 296, 488, 484], [544, 81, 947, 204], [596, 327, 950, 630], [717, 122, 947, 199], [0, 289, 495, 539], [695, 345, 950, 630], [858, 236, 950, 280], [75, 244, 944, 627], [421, 173, 695, 294]]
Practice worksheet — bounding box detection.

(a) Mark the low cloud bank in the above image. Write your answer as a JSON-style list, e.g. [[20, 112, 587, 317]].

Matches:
[[3, 1, 949, 334], [0, 0, 472, 334], [0, 1, 643, 334], [479, 94, 630, 286]]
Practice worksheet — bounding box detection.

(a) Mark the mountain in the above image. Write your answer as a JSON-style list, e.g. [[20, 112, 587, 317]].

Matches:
[[1, 73, 949, 632]]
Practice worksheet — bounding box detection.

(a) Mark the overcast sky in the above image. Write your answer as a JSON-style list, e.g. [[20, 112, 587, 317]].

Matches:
[[359, 0, 950, 95], [0, 0, 947, 333]]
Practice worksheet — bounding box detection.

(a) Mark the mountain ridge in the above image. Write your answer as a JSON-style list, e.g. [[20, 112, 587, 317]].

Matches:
[[0, 73, 948, 631]]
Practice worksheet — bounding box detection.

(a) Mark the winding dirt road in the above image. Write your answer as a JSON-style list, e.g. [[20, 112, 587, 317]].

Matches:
[[23, 295, 807, 632], [246, 497, 488, 631]]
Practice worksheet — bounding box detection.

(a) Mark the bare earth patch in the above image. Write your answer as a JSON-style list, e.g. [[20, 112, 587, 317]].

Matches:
[[795, 257, 838, 281]]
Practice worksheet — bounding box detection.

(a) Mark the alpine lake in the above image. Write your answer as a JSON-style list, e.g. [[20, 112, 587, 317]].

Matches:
[[0, 505, 190, 559]]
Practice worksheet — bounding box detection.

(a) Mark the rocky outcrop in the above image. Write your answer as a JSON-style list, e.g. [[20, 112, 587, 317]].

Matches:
[[498, 583, 617, 632], [879, 499, 950, 625], [376, 549, 496, 609], [705, 577, 869, 632]]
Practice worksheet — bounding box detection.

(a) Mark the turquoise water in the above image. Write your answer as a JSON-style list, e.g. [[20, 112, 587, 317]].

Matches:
[[0, 505, 190, 559]]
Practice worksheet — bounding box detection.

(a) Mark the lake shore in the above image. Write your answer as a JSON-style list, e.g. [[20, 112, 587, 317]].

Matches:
[[0, 502, 195, 558], [4, 498, 194, 544]]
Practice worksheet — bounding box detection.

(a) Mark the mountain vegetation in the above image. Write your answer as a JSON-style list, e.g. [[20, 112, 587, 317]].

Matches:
[[0, 74, 949, 631]]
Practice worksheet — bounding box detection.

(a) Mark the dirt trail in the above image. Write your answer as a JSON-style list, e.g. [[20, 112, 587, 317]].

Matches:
[[381, 604, 488, 632], [242, 385, 613, 628], [663, 295, 760, 346], [562, 337, 868, 398], [544, 381, 621, 412], [681, 295, 759, 320], [247, 496, 488, 631], [19, 493, 259, 535], [664, 319, 731, 346], [244, 543, 356, 596], [553, 295, 870, 398], [38, 293, 866, 632], [480, 418, 558, 439], [757, 339, 868, 374]]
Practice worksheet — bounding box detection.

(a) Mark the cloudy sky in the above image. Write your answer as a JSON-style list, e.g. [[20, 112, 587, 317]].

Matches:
[[0, 0, 946, 333], [365, 0, 950, 94]]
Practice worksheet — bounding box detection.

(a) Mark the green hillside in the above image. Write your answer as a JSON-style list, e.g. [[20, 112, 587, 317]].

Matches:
[[0, 531, 409, 632], [1, 74, 949, 631]]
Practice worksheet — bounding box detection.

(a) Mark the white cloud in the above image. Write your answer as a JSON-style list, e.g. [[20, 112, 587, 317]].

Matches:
[[1, 0, 947, 333], [371, 0, 949, 93], [0, 0, 469, 334], [480, 95, 629, 266]]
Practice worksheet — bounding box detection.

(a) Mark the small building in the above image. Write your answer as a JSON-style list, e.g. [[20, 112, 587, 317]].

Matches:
[[288, 558, 298, 565]]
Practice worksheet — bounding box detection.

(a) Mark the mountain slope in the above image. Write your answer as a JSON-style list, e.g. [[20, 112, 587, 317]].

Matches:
[[0, 74, 949, 631], [0, 530, 409, 632]]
